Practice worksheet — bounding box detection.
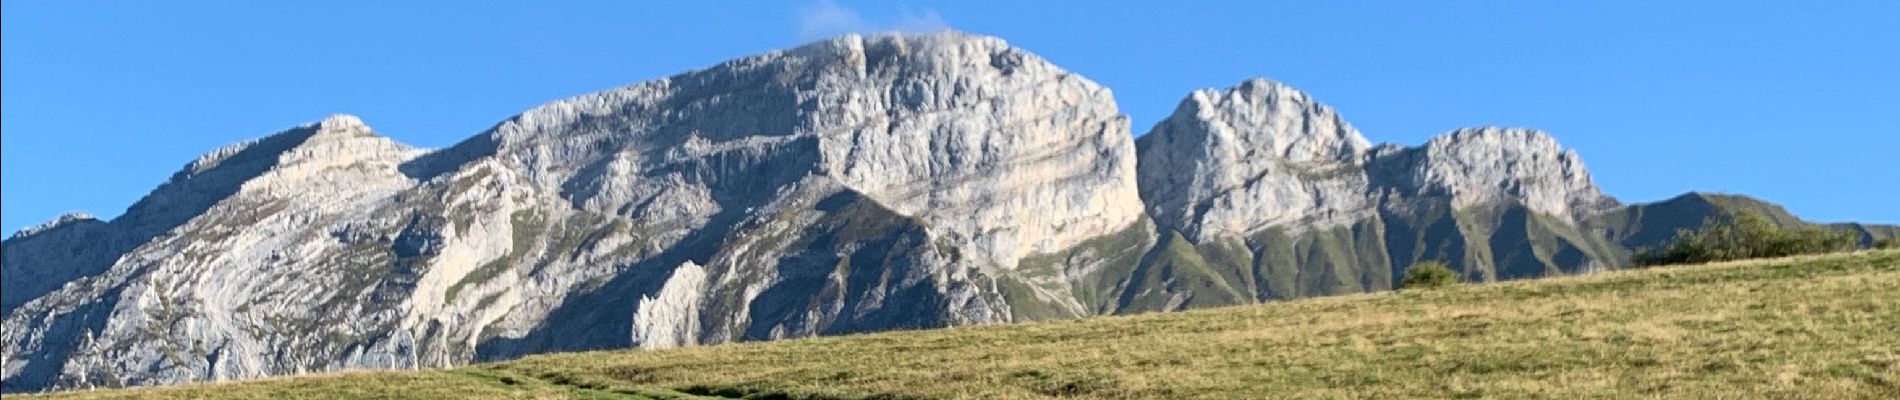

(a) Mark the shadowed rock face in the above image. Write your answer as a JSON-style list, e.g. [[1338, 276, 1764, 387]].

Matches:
[[4, 32, 1890, 394], [3, 214, 113, 318]]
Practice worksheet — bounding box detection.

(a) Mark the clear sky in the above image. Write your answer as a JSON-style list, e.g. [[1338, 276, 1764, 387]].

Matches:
[[4, 1, 1897, 233]]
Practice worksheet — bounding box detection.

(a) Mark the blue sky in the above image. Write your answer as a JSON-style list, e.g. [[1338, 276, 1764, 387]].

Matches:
[[4, 1, 1897, 232]]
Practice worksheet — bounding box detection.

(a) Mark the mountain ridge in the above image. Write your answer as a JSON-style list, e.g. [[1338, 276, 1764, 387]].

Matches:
[[3, 31, 1893, 393]]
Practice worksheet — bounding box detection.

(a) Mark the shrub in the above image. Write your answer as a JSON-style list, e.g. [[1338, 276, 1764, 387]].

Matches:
[[1878, 237, 1900, 250], [1633, 210, 1859, 267], [1401, 261, 1460, 290]]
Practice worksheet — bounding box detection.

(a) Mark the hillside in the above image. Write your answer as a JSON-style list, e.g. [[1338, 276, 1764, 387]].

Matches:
[[28, 250, 1900, 399], [1590, 192, 1900, 251]]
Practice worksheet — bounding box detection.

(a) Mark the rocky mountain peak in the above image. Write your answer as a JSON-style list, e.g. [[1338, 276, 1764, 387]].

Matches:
[[310, 114, 376, 138], [1161, 77, 1371, 163], [110, 115, 416, 235], [1138, 78, 1377, 241], [8, 213, 99, 240], [271, 115, 413, 169], [1138, 80, 1621, 245], [1425, 126, 1564, 154], [1227, 77, 1371, 157], [1383, 126, 1615, 220], [425, 31, 1139, 267]]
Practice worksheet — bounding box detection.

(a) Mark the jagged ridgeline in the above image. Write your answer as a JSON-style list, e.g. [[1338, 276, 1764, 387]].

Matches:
[[3, 32, 1893, 393]]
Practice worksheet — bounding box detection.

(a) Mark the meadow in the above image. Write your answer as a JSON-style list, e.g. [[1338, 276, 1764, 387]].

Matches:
[[30, 250, 1900, 399]]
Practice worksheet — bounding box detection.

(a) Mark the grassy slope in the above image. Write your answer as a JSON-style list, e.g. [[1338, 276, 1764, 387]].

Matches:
[[30, 250, 1900, 399]]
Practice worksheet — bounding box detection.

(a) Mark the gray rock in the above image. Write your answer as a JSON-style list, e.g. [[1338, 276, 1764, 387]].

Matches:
[[3, 32, 1141, 392], [1371, 126, 1617, 221], [4, 32, 1885, 394], [1138, 78, 1377, 243], [1139, 79, 1615, 245], [1133, 78, 1625, 300]]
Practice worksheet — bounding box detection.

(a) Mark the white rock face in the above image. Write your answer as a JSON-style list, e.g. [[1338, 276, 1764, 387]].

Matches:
[[4, 35, 1648, 395], [5, 114, 430, 389], [1138, 78, 1377, 242], [2, 32, 1143, 392], [631, 261, 707, 349], [1139, 79, 1616, 244], [810, 35, 1143, 268], [467, 33, 1141, 268], [1128, 78, 1633, 301], [1377, 126, 1616, 220], [2, 213, 113, 316]]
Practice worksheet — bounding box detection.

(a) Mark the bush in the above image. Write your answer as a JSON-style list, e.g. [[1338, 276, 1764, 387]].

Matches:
[[1878, 237, 1900, 250], [1633, 210, 1859, 267], [1401, 261, 1460, 290]]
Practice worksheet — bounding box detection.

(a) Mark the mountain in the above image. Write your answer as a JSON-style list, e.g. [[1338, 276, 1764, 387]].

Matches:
[[3, 32, 1143, 392], [3, 32, 1891, 393], [1125, 79, 1627, 309], [1589, 192, 1900, 250]]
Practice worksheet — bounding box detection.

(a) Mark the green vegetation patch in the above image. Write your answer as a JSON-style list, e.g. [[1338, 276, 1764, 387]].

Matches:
[[1398, 261, 1459, 290], [1636, 210, 1860, 267]]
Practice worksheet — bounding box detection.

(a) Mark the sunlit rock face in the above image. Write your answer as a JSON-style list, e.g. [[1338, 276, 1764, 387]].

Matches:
[[1, 32, 1144, 392], [1137, 78, 1378, 243], [9, 31, 1860, 395], [1133, 77, 1626, 304], [1374, 126, 1616, 221], [1139, 79, 1614, 244]]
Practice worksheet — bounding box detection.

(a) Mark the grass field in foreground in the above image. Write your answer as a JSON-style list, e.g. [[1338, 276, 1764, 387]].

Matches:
[[27, 250, 1900, 399]]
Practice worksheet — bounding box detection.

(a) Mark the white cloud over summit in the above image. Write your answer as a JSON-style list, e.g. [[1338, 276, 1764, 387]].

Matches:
[[797, 0, 950, 41]]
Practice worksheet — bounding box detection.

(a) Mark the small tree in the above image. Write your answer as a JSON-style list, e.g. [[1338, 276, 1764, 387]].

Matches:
[[1401, 261, 1460, 290]]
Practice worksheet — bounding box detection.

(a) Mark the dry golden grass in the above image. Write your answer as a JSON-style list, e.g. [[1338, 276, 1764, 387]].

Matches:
[[25, 250, 1900, 399]]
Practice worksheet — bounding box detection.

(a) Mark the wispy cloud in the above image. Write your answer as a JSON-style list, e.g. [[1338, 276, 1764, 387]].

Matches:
[[797, 0, 951, 41]]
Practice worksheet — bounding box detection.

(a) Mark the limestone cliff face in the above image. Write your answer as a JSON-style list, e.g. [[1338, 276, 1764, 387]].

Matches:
[[1132, 79, 1625, 304], [3, 116, 428, 389], [5, 32, 1887, 394], [2, 32, 1142, 392], [1139, 80, 1614, 242], [1137, 78, 1375, 243], [1372, 126, 1616, 221], [417, 33, 1141, 269]]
